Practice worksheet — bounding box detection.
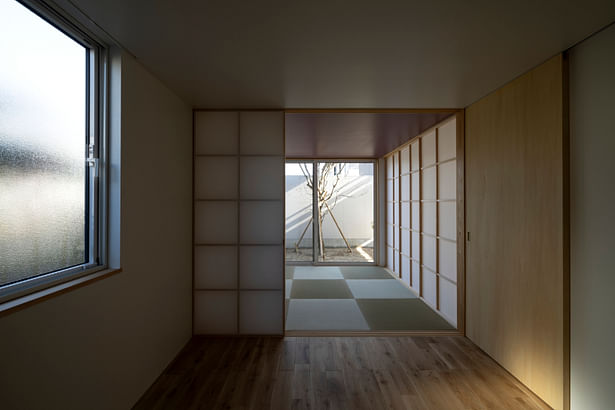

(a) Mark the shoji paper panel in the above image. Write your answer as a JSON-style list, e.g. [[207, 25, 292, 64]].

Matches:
[[400, 202, 410, 229], [438, 161, 456, 200], [438, 120, 457, 162], [240, 156, 284, 200], [240, 291, 283, 334], [401, 175, 410, 201], [423, 270, 437, 308], [422, 131, 436, 166], [240, 246, 283, 289], [239, 112, 284, 155], [195, 246, 237, 289], [382, 114, 461, 329], [194, 201, 237, 244], [439, 202, 456, 240], [422, 202, 437, 236], [401, 256, 411, 284], [401, 229, 410, 256], [423, 235, 437, 272], [194, 110, 284, 336], [411, 262, 421, 293], [194, 291, 237, 334], [195, 111, 238, 155], [439, 240, 457, 282], [439, 278, 457, 324], [400, 147, 410, 174], [240, 201, 284, 244], [195, 157, 238, 199]]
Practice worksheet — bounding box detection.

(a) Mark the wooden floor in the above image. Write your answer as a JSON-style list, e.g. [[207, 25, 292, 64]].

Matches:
[[134, 336, 551, 410]]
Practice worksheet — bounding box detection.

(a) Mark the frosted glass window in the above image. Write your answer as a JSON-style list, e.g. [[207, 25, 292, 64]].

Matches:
[[439, 240, 457, 282], [422, 202, 437, 236], [240, 201, 283, 244], [240, 156, 283, 200], [423, 235, 437, 271], [386, 202, 394, 224], [240, 290, 283, 334], [438, 119, 456, 162], [400, 147, 410, 174], [422, 167, 437, 200], [386, 156, 393, 177], [423, 270, 437, 308], [401, 256, 410, 284], [194, 291, 237, 334], [386, 180, 394, 201], [0, 0, 90, 287], [240, 246, 283, 289], [422, 131, 436, 166], [387, 247, 394, 270], [439, 202, 457, 240], [394, 203, 399, 227], [195, 201, 238, 244], [401, 175, 410, 201], [195, 157, 238, 199], [195, 246, 237, 289], [438, 161, 456, 200], [195, 111, 238, 155], [410, 142, 420, 171], [239, 112, 283, 155]]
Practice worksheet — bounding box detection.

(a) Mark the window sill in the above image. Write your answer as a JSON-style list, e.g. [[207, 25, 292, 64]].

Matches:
[[0, 267, 122, 317]]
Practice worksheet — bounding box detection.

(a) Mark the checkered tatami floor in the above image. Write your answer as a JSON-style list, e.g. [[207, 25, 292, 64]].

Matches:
[[285, 266, 454, 331]]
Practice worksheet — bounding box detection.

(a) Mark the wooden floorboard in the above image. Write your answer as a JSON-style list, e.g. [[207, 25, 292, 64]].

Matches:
[[134, 336, 552, 410]]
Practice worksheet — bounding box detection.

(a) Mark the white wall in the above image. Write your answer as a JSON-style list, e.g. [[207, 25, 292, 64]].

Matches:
[[569, 23, 615, 410], [0, 50, 193, 409], [285, 170, 374, 248]]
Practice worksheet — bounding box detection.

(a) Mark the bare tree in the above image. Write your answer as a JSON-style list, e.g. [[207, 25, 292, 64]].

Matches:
[[295, 163, 352, 259]]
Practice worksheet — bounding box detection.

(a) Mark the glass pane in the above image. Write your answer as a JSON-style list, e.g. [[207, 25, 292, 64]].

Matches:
[[0, 0, 86, 286], [317, 162, 374, 263], [285, 162, 313, 262]]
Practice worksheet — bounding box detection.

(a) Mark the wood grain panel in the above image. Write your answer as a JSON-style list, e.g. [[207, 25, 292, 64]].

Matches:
[[465, 55, 566, 409]]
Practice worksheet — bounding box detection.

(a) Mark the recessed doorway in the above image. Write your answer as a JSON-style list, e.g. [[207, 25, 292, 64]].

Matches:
[[285, 160, 375, 264]]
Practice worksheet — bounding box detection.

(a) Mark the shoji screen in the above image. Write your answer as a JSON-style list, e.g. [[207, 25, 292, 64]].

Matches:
[[384, 115, 461, 327], [193, 111, 284, 335]]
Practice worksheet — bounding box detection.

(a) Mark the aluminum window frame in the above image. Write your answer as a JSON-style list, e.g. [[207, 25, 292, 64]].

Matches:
[[285, 158, 378, 266], [0, 0, 109, 304]]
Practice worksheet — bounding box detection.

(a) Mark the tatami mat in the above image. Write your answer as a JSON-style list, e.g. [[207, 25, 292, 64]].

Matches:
[[290, 279, 353, 299], [284, 265, 454, 332], [346, 279, 418, 299], [286, 299, 370, 331], [356, 299, 454, 330]]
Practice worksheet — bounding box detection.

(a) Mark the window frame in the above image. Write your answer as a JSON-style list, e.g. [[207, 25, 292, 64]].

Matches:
[[0, 0, 109, 305]]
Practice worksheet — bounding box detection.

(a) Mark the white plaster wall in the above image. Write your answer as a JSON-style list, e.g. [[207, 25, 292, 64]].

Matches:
[[569, 23, 615, 410], [285, 171, 374, 247], [0, 50, 193, 409]]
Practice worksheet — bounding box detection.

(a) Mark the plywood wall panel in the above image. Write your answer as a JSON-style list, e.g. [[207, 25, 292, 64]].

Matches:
[[465, 55, 566, 410]]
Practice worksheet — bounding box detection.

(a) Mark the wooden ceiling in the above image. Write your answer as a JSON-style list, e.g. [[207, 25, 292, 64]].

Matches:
[[285, 111, 455, 158]]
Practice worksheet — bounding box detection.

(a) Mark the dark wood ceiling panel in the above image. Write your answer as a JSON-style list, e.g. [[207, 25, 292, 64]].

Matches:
[[285, 112, 455, 158]]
